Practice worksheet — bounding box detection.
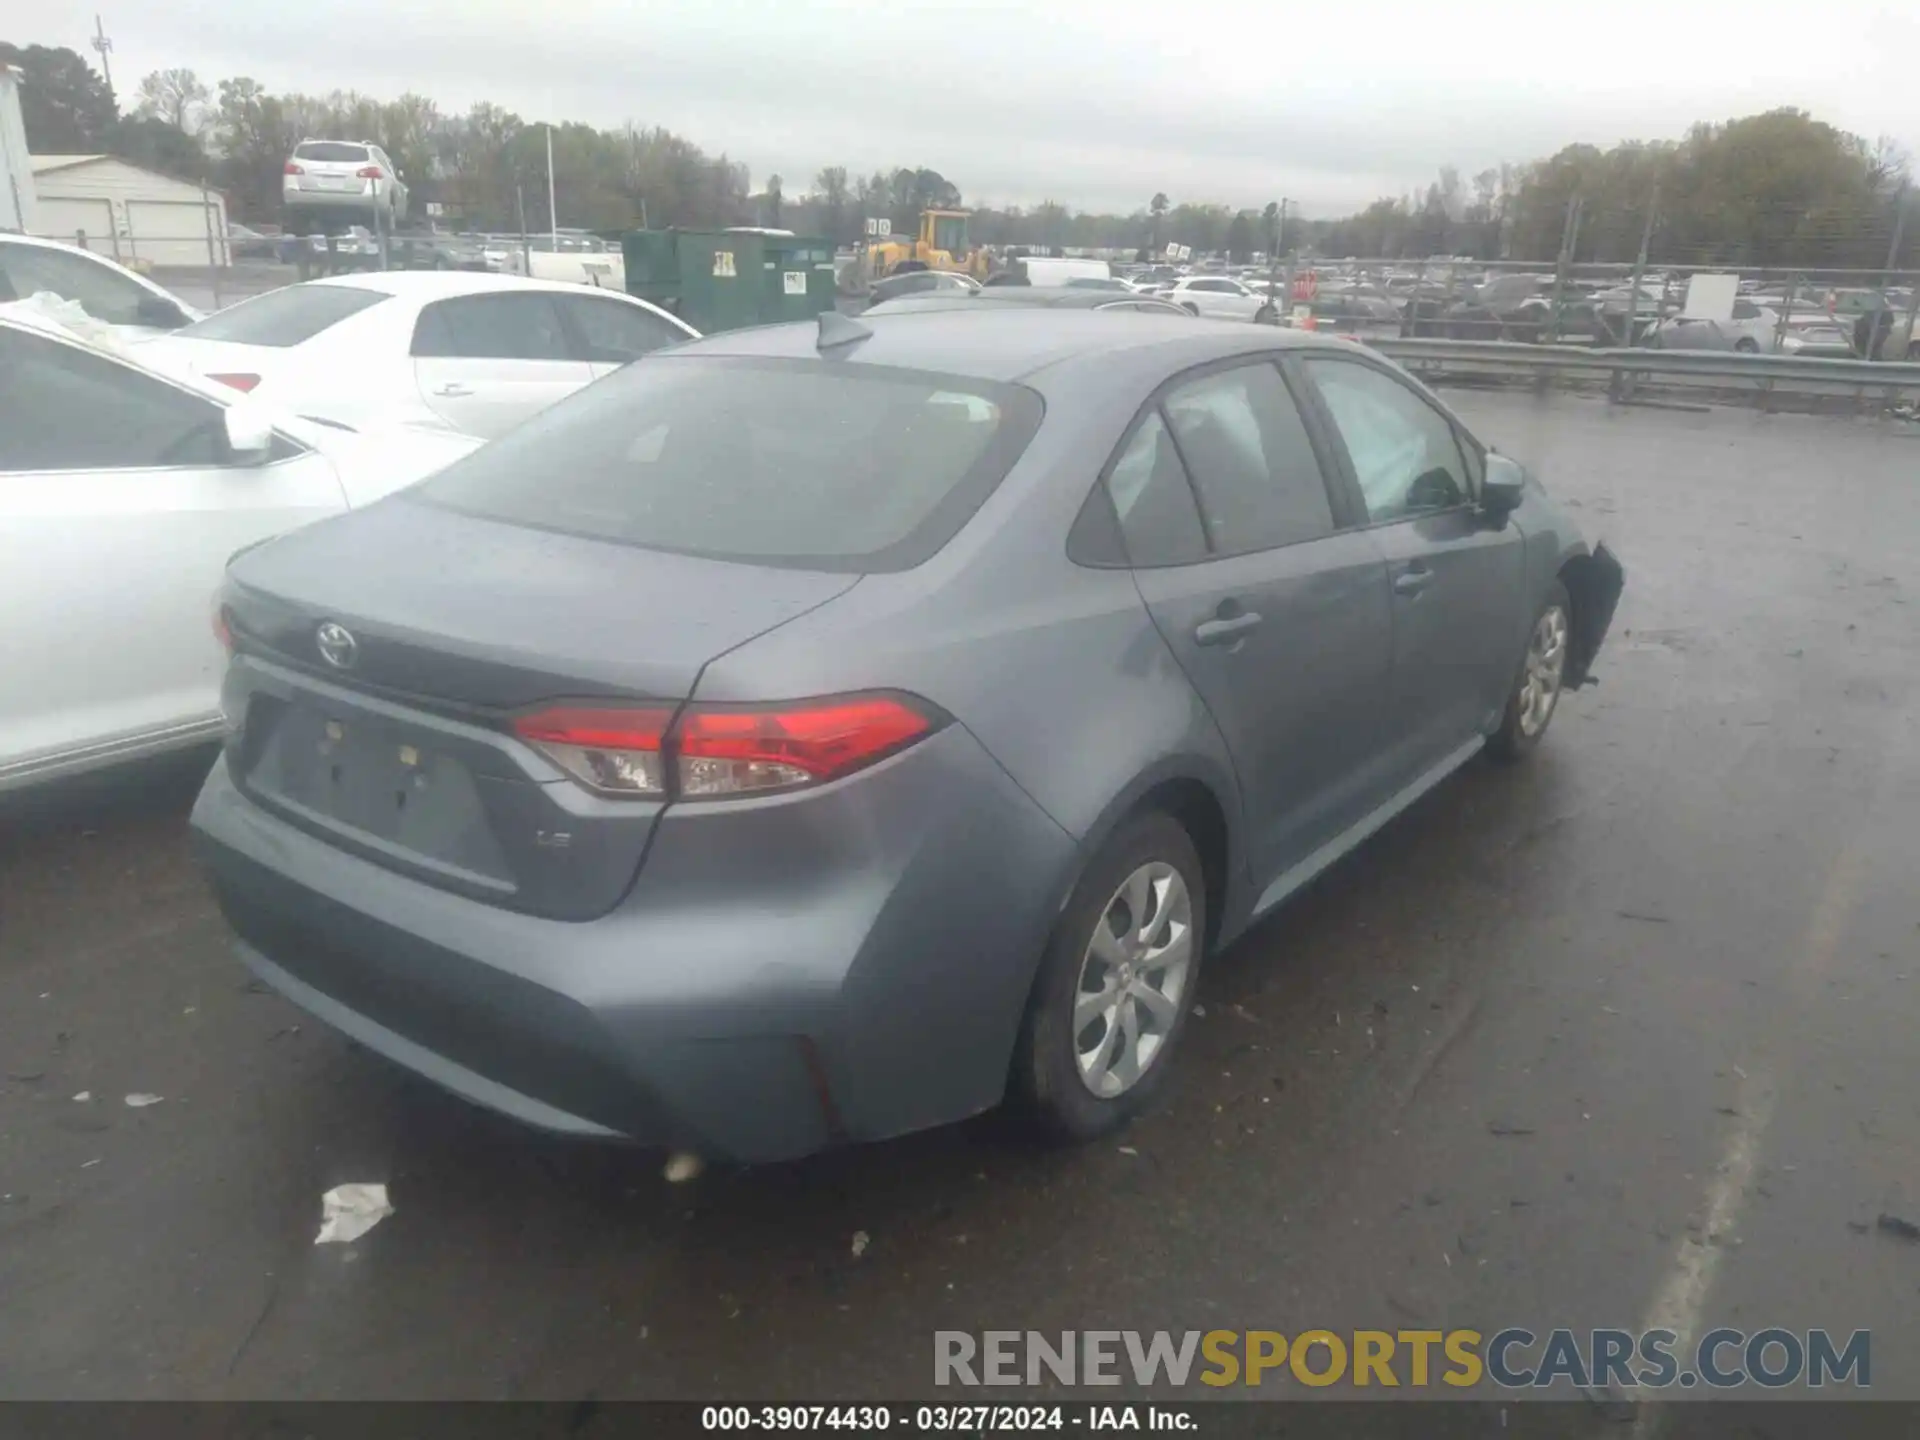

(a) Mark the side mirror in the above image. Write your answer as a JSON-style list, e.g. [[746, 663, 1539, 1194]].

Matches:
[[1481, 452, 1526, 520], [223, 401, 275, 465], [137, 294, 190, 330]]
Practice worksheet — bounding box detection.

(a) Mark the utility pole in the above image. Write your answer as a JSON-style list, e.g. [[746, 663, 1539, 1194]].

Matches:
[[1546, 192, 1582, 343], [546, 123, 559, 250], [90, 14, 115, 104], [1876, 180, 1910, 361], [1624, 182, 1658, 347]]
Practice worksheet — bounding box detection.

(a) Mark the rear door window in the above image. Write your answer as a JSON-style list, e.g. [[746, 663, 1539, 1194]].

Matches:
[[1104, 411, 1206, 566], [414, 357, 1044, 572], [178, 284, 388, 347], [411, 294, 572, 360], [1160, 362, 1337, 555]]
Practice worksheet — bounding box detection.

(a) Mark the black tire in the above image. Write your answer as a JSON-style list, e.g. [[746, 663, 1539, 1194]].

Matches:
[[1180, 301, 1199, 316], [1013, 811, 1207, 1141], [1254, 304, 1280, 325], [1487, 580, 1572, 764], [1734, 337, 1759, 354]]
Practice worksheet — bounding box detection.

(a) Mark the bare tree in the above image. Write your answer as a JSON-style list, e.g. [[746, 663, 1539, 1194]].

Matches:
[[134, 67, 209, 133]]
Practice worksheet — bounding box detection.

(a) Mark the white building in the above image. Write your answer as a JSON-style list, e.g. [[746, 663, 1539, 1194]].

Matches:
[[1, 65, 35, 232], [28, 154, 229, 267]]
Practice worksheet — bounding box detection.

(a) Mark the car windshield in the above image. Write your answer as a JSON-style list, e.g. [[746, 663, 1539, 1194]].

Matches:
[[175, 284, 388, 347], [414, 357, 1045, 571]]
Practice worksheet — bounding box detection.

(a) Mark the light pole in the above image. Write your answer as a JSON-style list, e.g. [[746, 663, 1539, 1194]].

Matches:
[[545, 123, 559, 251], [90, 14, 114, 103]]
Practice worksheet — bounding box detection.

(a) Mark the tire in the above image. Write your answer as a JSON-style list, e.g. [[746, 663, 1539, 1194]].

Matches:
[[1013, 811, 1207, 1141], [1254, 304, 1279, 325], [1734, 337, 1759, 354], [1180, 302, 1199, 316], [1487, 580, 1572, 764]]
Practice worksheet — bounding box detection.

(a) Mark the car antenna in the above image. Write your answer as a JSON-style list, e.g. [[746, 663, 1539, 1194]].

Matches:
[[816, 311, 872, 354]]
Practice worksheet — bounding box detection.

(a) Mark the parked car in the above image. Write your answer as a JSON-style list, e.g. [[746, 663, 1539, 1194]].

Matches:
[[391, 232, 492, 273], [190, 307, 1623, 1162], [863, 268, 980, 307], [0, 307, 477, 792], [227, 222, 280, 261], [1157, 275, 1279, 322], [1776, 314, 1857, 357], [1650, 300, 1781, 353], [282, 139, 409, 232], [136, 273, 699, 440], [0, 232, 201, 339]]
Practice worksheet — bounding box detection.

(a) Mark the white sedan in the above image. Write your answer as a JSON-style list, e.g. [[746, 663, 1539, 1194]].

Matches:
[[138, 272, 699, 440], [1156, 275, 1279, 323], [0, 308, 479, 792]]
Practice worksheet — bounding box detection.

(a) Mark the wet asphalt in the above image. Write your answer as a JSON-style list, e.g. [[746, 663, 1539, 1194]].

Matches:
[[2, 391, 1917, 1408]]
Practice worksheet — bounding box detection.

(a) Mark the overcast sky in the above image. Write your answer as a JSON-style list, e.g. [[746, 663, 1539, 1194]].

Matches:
[[8, 0, 1917, 215]]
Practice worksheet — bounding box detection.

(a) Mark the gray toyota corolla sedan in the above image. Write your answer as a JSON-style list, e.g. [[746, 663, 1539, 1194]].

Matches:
[[192, 308, 1622, 1163]]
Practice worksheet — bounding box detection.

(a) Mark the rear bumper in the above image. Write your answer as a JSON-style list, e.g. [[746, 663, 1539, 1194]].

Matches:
[[192, 724, 1077, 1163]]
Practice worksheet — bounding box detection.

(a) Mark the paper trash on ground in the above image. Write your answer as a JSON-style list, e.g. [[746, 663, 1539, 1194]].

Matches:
[[315, 1183, 394, 1245]]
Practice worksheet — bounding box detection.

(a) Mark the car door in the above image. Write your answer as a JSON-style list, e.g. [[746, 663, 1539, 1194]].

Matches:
[[1114, 357, 1396, 885], [409, 291, 595, 439], [1296, 354, 1525, 787], [0, 325, 347, 784], [552, 292, 697, 379]]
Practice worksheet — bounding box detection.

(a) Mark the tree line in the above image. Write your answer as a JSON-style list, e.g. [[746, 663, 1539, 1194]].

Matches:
[[3, 39, 1910, 268]]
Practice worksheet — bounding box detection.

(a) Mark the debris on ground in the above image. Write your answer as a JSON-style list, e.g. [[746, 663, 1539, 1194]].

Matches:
[[851, 1230, 870, 1258], [1117, 1146, 1138, 1156], [1846, 1220, 1871, 1235], [123, 1094, 164, 1108], [1615, 910, 1672, 925], [1487, 1122, 1536, 1137], [314, 1183, 393, 1245], [71, 1091, 91, 1102], [663, 1152, 705, 1184], [1876, 1214, 1920, 1243], [7, 1069, 45, 1082]]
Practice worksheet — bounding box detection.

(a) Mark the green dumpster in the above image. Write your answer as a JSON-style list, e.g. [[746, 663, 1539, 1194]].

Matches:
[[622, 229, 835, 333]]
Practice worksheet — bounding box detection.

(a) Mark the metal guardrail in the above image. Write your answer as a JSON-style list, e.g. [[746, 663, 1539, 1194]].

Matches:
[[1367, 337, 1920, 392]]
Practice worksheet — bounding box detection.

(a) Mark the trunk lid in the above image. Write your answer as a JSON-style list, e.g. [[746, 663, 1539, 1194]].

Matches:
[[221, 499, 859, 919]]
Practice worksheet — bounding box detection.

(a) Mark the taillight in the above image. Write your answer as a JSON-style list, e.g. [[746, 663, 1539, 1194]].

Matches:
[[511, 695, 938, 800], [284, 161, 304, 175], [212, 603, 234, 653], [355, 165, 384, 180], [208, 372, 261, 392]]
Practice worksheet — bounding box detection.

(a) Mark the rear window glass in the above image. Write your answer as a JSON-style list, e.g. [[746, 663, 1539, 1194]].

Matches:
[[413, 357, 1044, 572], [293, 142, 370, 163], [177, 284, 388, 347]]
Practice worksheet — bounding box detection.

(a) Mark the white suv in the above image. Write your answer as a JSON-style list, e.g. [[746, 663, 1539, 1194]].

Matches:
[[283, 140, 409, 232]]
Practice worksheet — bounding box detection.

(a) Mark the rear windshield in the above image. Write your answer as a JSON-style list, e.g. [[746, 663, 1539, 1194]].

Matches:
[[414, 357, 1044, 572], [294, 142, 370, 163], [177, 284, 388, 347]]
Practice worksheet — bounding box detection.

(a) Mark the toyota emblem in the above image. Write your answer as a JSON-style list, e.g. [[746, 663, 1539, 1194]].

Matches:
[[315, 621, 359, 670]]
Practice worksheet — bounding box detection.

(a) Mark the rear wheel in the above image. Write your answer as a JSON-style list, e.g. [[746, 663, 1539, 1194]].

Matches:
[[1734, 337, 1759, 354], [1487, 581, 1572, 763], [1014, 812, 1206, 1141], [1254, 303, 1280, 325]]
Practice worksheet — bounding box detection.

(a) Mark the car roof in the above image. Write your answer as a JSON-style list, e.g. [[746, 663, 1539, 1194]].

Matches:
[[875, 286, 1181, 313], [296, 271, 630, 302], [677, 305, 1348, 385]]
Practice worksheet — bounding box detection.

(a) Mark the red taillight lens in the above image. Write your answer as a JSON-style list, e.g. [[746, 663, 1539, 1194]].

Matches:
[[212, 603, 234, 653], [355, 165, 384, 179], [511, 695, 938, 800], [512, 705, 672, 796], [284, 161, 303, 175], [208, 372, 261, 392], [676, 698, 934, 795]]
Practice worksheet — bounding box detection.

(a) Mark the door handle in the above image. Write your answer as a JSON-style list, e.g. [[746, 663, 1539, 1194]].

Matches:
[[433, 382, 474, 398], [1194, 611, 1263, 646], [1393, 566, 1433, 596]]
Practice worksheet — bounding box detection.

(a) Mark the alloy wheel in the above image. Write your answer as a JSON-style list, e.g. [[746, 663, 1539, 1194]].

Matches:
[[1072, 862, 1194, 1098], [1517, 604, 1569, 737]]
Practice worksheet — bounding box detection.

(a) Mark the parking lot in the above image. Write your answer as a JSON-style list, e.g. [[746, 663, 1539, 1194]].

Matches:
[[3, 390, 1918, 1403]]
